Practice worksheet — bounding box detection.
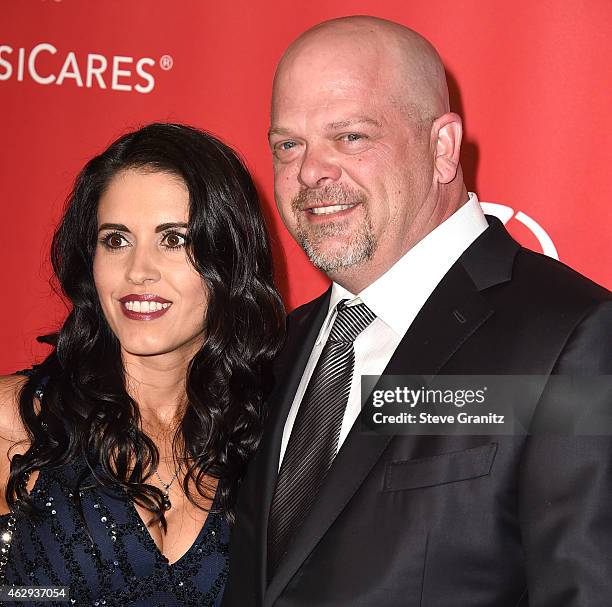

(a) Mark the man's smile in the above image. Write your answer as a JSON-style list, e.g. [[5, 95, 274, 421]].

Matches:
[[308, 203, 357, 215]]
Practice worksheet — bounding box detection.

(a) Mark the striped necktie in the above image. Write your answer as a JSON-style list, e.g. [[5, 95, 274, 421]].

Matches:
[[267, 299, 377, 578]]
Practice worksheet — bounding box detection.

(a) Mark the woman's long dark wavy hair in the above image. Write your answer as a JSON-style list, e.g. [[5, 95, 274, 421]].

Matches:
[[7, 123, 285, 527]]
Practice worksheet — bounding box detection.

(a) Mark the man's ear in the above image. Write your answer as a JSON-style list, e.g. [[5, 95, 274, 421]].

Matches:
[[432, 112, 463, 184]]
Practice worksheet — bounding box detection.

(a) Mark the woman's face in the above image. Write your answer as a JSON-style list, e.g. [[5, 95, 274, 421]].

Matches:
[[93, 169, 208, 359]]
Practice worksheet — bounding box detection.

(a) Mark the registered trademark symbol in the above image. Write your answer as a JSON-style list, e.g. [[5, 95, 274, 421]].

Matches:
[[159, 55, 174, 71]]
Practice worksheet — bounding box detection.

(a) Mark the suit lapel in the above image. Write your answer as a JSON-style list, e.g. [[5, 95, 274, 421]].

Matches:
[[381, 263, 494, 377], [264, 219, 519, 605]]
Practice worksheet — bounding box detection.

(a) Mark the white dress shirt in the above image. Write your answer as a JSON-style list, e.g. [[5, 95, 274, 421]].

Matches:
[[278, 193, 489, 467]]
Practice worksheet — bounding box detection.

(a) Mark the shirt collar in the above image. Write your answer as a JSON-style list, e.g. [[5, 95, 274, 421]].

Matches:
[[315, 282, 358, 345], [321, 192, 488, 341]]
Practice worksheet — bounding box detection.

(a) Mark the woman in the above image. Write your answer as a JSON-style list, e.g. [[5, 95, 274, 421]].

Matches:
[[0, 123, 284, 606]]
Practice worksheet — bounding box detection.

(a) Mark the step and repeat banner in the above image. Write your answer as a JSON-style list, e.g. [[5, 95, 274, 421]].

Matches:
[[1, 0, 610, 372]]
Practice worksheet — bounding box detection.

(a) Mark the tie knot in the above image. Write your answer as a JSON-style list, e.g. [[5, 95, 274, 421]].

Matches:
[[328, 300, 376, 343]]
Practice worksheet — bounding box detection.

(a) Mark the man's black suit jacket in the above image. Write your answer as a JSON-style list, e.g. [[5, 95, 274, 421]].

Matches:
[[223, 218, 612, 606]]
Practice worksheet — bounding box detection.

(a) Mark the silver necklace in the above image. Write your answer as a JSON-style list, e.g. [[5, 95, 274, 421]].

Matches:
[[154, 469, 178, 511]]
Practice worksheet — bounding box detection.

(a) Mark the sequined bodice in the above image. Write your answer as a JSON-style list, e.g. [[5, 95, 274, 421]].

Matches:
[[0, 458, 229, 606]]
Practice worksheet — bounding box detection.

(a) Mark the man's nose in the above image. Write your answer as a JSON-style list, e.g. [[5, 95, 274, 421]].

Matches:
[[298, 144, 341, 189], [125, 246, 161, 286]]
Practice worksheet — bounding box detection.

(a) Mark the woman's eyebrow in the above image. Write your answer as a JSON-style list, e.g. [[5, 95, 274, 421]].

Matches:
[[97, 222, 188, 233], [98, 223, 130, 233], [155, 222, 188, 233]]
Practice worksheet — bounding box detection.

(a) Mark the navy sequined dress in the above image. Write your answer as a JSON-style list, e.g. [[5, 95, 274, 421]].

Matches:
[[0, 378, 229, 607]]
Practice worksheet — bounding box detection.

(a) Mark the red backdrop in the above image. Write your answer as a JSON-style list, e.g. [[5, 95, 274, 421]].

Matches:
[[1, 0, 610, 373]]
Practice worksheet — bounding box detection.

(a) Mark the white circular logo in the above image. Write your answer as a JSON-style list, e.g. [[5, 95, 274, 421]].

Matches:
[[480, 202, 558, 260], [159, 55, 174, 71]]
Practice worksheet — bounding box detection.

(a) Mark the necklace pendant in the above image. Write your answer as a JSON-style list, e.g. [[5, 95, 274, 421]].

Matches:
[[154, 469, 177, 511]]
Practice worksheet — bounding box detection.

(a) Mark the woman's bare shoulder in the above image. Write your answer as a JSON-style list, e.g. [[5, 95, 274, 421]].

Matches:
[[0, 375, 31, 511], [0, 375, 28, 442]]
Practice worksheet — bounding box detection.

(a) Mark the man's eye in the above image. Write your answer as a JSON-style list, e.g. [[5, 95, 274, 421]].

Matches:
[[161, 232, 186, 249], [100, 232, 129, 250], [278, 141, 297, 151], [343, 133, 363, 142]]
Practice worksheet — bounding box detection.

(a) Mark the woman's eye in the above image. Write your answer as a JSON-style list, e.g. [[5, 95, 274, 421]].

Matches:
[[162, 232, 186, 249], [100, 232, 129, 249]]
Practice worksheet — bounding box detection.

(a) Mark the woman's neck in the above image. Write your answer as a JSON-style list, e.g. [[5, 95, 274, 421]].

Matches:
[[121, 348, 192, 437]]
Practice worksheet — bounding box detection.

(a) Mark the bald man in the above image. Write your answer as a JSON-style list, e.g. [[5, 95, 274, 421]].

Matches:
[[224, 16, 612, 607]]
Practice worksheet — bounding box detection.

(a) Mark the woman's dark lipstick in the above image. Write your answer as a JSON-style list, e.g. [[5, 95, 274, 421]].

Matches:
[[118, 294, 172, 320]]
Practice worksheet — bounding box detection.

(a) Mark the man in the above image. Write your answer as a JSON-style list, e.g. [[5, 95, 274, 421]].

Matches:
[[224, 16, 612, 606]]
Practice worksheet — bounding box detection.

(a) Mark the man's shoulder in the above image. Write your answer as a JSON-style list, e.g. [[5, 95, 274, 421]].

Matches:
[[481, 246, 611, 353], [286, 288, 331, 325], [511, 247, 610, 307]]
